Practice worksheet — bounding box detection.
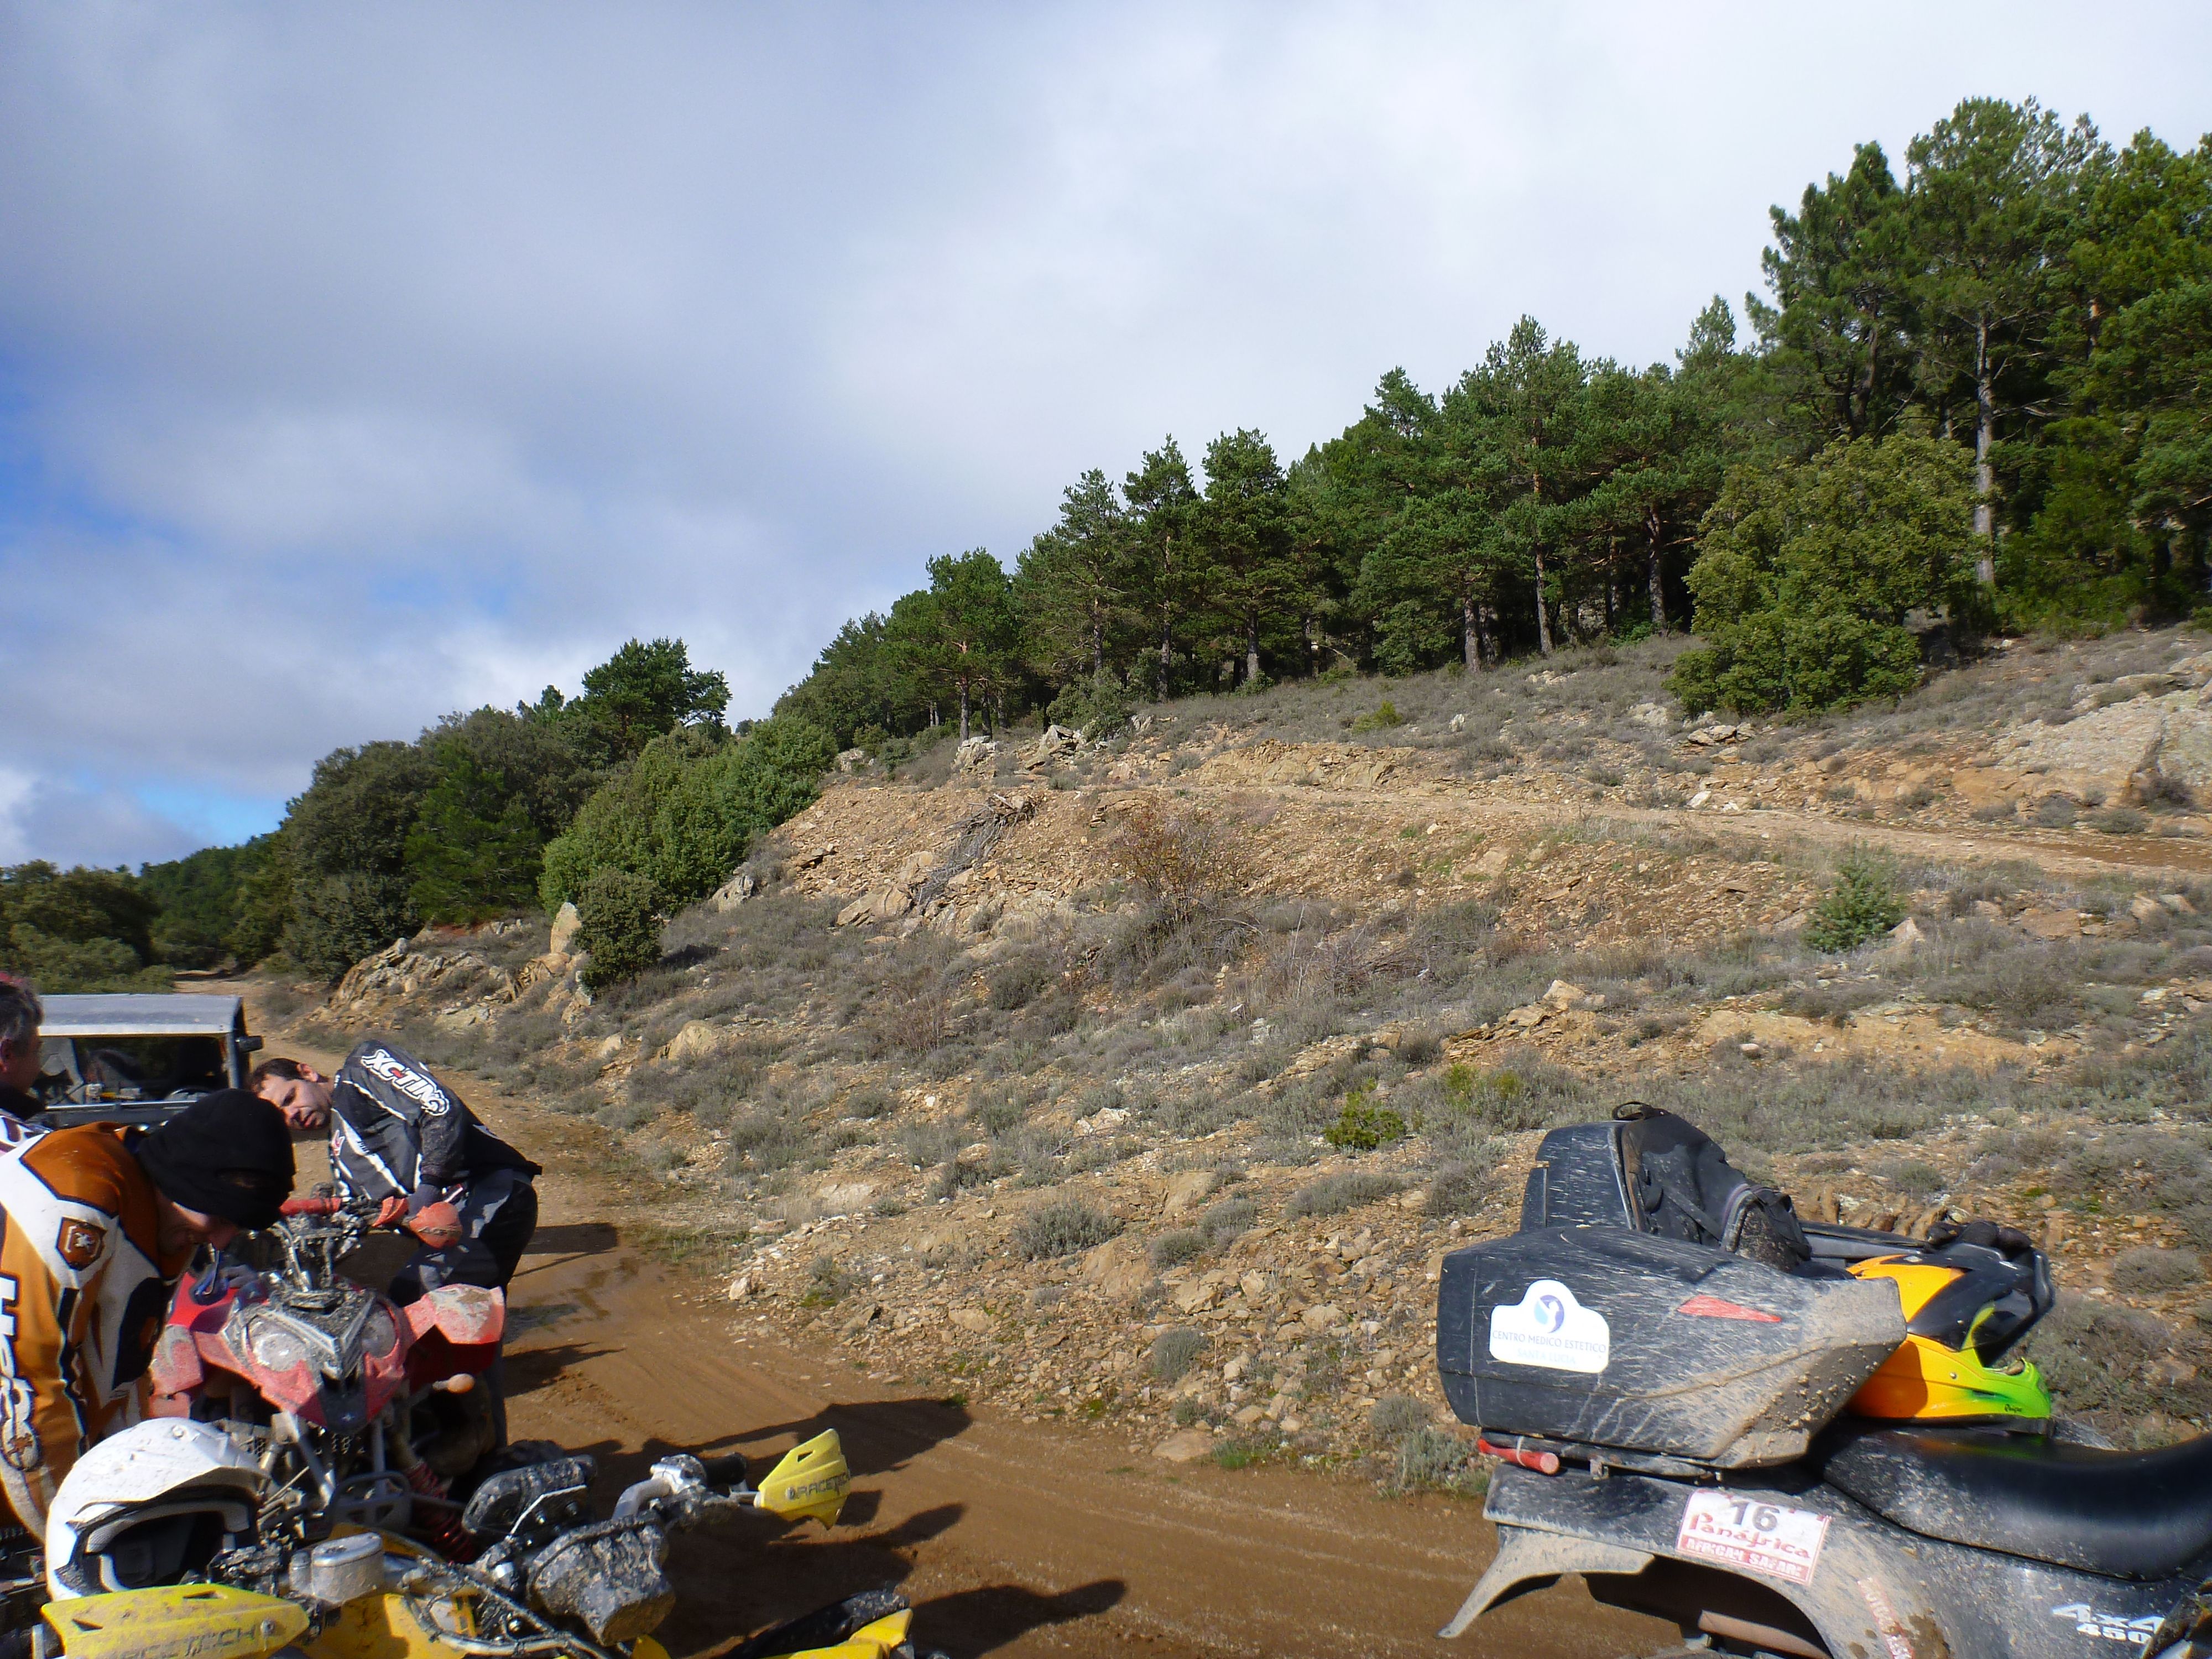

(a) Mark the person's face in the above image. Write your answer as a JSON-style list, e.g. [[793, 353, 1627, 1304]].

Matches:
[[256, 1071, 332, 1131], [157, 1197, 238, 1258], [0, 1036, 36, 1093]]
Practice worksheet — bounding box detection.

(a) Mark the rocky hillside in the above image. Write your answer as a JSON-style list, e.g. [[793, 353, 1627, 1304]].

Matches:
[[280, 628, 2212, 1480]]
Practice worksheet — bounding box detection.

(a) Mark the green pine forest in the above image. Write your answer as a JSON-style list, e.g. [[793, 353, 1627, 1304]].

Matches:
[[8, 97, 2210, 990]]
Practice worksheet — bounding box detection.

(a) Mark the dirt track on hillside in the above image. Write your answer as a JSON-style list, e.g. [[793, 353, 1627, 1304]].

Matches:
[[266, 1025, 1670, 1659]]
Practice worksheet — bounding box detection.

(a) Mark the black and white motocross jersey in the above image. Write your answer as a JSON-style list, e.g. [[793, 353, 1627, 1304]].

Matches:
[[327, 1040, 540, 1204]]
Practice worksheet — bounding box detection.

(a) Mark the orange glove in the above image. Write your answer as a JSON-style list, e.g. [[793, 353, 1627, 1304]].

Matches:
[[373, 1196, 409, 1228], [406, 1201, 464, 1249]]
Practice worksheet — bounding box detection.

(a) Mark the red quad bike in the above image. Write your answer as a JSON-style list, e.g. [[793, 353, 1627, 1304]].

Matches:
[[150, 1190, 505, 1551]]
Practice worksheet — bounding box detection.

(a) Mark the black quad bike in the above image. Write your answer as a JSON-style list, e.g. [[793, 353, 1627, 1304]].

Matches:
[[1434, 1105, 2212, 1659]]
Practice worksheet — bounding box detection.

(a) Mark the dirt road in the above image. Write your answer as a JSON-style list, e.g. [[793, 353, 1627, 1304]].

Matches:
[[269, 1026, 1670, 1659]]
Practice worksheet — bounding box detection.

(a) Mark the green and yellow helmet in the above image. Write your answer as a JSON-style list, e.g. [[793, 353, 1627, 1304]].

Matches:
[[1848, 1256, 2053, 1423]]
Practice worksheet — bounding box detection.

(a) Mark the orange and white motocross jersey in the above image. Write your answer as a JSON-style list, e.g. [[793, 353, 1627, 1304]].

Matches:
[[0, 1118, 188, 1533]]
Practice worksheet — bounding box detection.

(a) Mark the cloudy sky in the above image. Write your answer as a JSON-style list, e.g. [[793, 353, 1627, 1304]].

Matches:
[[4, 2, 2209, 868]]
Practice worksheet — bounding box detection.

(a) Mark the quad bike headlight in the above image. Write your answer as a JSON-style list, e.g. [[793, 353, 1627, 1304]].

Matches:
[[358, 1307, 399, 1358], [249, 1319, 310, 1374]]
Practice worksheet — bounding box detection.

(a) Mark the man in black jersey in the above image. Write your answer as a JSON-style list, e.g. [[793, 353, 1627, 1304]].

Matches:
[[251, 1040, 540, 1303]]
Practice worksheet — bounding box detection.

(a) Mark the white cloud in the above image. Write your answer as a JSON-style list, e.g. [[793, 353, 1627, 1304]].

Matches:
[[3, 0, 2210, 864]]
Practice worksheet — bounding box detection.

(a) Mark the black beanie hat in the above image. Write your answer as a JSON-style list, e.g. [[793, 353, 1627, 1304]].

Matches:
[[137, 1088, 296, 1230]]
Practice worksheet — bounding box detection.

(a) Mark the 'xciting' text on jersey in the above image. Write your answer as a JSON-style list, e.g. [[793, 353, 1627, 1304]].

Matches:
[[326, 1041, 539, 1205]]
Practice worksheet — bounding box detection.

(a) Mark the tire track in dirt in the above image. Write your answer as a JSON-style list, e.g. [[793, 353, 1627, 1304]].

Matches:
[[267, 1022, 1672, 1659]]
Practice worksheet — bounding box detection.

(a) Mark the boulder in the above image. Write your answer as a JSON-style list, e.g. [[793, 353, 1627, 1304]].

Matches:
[[1884, 916, 1927, 952], [834, 748, 868, 773], [1301, 1303, 1347, 1331], [549, 901, 582, 957], [664, 1020, 723, 1064], [710, 870, 758, 913], [2131, 894, 2168, 924], [817, 1182, 875, 1214], [1470, 844, 1511, 879], [1079, 1236, 1155, 1301], [1160, 1169, 1217, 1218], [874, 887, 914, 922], [1949, 768, 2019, 810], [834, 895, 874, 927], [1024, 724, 1081, 769], [1171, 1279, 1219, 1314], [2018, 908, 2081, 940], [953, 736, 1001, 773], [1630, 702, 1673, 729], [1986, 690, 2212, 806], [950, 1307, 990, 1334], [1152, 1429, 1216, 1463]]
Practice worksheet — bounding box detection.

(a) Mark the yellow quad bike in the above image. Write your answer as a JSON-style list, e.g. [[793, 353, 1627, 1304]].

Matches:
[[40, 1431, 939, 1659]]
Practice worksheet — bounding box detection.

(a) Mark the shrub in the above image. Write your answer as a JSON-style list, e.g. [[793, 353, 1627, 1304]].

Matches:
[[799, 1254, 853, 1307], [1349, 700, 1404, 733], [576, 869, 662, 989], [539, 717, 834, 912], [1196, 1196, 1258, 1245], [843, 1086, 896, 1120], [1287, 1171, 1405, 1218], [1390, 1426, 1485, 1495], [1369, 1392, 1430, 1441], [1150, 1326, 1207, 1383], [1151, 1229, 1207, 1270], [2088, 806, 2150, 835], [1425, 1161, 1494, 1217], [1396, 1027, 1443, 1066], [1323, 1088, 1407, 1150], [986, 950, 1056, 1011], [1107, 801, 1254, 930], [1044, 670, 1134, 740], [1011, 1198, 1120, 1259], [1667, 434, 1979, 714], [2026, 1295, 2212, 1439], [2111, 1248, 2203, 1292], [1804, 848, 1906, 953]]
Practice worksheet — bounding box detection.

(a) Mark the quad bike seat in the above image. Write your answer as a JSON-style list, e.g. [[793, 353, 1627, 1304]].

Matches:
[[1818, 1423, 2212, 1580]]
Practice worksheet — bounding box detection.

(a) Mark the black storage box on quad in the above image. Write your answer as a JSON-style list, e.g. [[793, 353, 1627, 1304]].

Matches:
[[1437, 1226, 1905, 1467]]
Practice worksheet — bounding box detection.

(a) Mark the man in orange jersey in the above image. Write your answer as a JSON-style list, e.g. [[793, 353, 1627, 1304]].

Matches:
[[0, 1089, 294, 1536]]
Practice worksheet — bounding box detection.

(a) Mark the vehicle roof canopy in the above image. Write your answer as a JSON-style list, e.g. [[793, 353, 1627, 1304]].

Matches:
[[38, 994, 247, 1039]]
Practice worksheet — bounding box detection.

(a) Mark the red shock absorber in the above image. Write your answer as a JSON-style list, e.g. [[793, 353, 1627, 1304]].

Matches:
[[406, 1461, 473, 1558]]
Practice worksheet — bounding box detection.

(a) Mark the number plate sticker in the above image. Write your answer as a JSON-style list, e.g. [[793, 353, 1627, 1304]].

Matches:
[[1676, 1491, 1830, 1586]]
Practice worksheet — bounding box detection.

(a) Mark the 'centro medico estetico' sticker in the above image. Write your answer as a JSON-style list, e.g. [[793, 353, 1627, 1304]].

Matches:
[[1488, 1279, 1610, 1373]]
